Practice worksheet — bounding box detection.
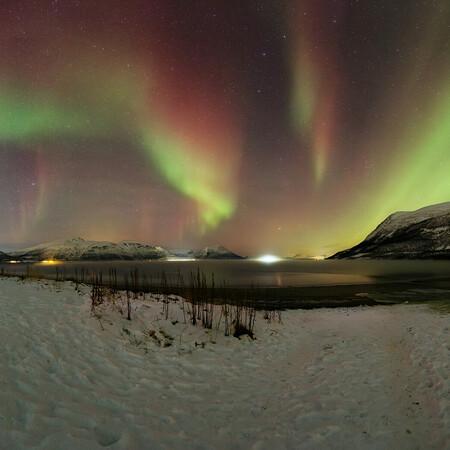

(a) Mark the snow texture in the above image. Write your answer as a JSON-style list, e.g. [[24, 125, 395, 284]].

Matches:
[[0, 277, 448, 449]]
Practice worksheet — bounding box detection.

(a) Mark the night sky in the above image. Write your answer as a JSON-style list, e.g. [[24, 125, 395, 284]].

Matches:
[[0, 1, 449, 257]]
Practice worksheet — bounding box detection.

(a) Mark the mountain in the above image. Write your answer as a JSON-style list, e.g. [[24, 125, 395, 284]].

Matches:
[[287, 253, 323, 260], [10, 237, 173, 262], [165, 248, 196, 258], [329, 202, 450, 259], [0, 251, 11, 262], [194, 246, 244, 259], [289, 253, 305, 259]]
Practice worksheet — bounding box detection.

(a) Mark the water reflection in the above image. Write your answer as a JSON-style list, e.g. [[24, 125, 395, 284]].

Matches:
[[1, 259, 449, 288]]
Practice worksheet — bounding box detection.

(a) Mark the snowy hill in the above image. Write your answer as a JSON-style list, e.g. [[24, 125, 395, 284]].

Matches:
[[10, 237, 173, 262], [330, 202, 450, 259], [194, 245, 244, 259]]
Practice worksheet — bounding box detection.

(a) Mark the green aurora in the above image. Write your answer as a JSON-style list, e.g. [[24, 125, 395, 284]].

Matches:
[[0, 0, 448, 256]]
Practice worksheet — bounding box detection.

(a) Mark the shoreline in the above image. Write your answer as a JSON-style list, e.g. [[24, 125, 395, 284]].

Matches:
[[1, 272, 449, 310]]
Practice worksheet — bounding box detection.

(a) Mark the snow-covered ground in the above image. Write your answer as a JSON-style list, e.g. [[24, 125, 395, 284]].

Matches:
[[0, 277, 448, 449]]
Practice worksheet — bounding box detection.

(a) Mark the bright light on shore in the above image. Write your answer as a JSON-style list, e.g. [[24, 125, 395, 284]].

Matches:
[[9, 260, 20, 264], [41, 260, 57, 264], [257, 254, 281, 263], [166, 257, 197, 262]]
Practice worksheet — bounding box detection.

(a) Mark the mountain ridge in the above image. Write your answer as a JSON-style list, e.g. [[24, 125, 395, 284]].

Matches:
[[329, 202, 450, 259], [8, 239, 245, 262], [0, 250, 11, 262], [193, 245, 244, 259], [10, 238, 172, 262]]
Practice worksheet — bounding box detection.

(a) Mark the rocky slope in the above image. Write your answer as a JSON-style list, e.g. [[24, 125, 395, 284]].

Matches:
[[329, 202, 450, 259], [194, 245, 244, 259], [10, 238, 173, 262], [0, 251, 11, 262]]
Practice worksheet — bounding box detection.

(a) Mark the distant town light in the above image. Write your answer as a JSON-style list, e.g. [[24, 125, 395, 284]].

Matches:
[[257, 254, 281, 263], [165, 257, 197, 262], [42, 260, 57, 264]]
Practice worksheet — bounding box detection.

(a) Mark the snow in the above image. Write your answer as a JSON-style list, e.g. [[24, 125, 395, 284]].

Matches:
[[0, 277, 448, 449], [9, 239, 245, 262], [365, 202, 450, 242], [421, 226, 449, 237], [9, 237, 172, 262], [194, 245, 243, 259]]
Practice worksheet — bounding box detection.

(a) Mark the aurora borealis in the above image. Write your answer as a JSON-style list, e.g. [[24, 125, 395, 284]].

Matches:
[[0, 1, 449, 257]]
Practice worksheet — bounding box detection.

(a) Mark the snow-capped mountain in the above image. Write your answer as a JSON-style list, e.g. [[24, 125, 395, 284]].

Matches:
[[194, 246, 244, 259], [330, 202, 450, 259], [10, 237, 173, 262], [117, 241, 171, 260], [165, 248, 196, 258]]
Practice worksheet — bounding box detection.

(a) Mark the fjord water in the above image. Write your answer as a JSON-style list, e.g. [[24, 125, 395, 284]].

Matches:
[[3, 259, 450, 288], [3, 259, 449, 307]]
